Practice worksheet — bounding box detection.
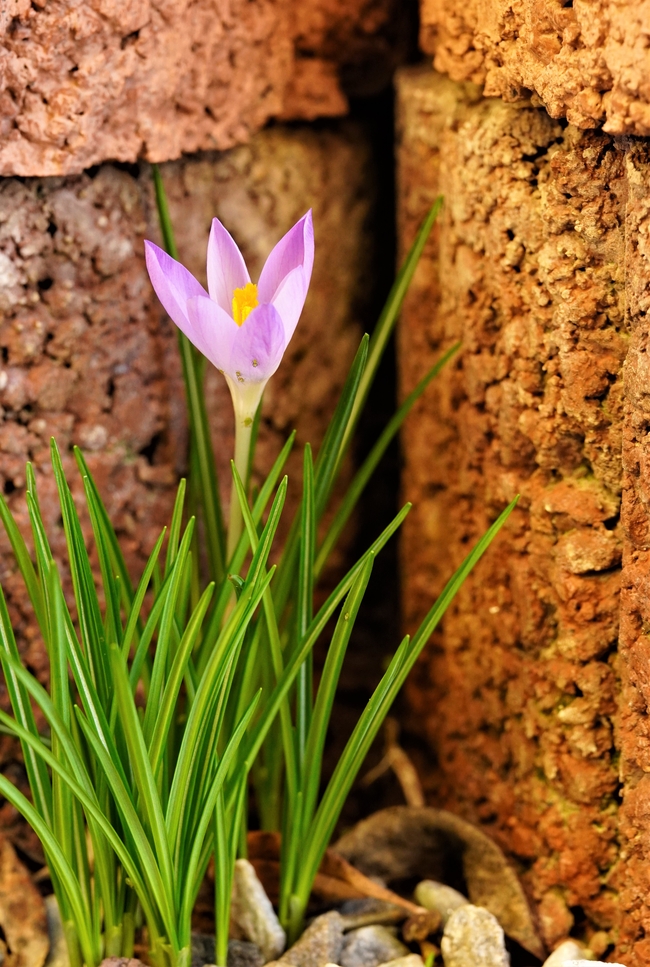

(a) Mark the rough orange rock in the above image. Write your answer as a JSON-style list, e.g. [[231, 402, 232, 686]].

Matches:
[[0, 0, 405, 177], [0, 123, 374, 856], [419, 0, 650, 136], [616, 141, 650, 967], [396, 65, 650, 964]]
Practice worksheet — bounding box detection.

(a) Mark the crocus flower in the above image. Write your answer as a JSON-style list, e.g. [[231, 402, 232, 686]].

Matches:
[[144, 211, 314, 427]]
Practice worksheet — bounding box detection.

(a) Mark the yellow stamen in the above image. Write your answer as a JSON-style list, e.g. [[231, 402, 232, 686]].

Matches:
[[232, 283, 259, 326]]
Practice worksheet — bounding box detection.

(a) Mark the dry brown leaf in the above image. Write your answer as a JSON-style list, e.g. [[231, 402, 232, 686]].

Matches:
[[362, 719, 425, 808], [318, 849, 421, 915], [0, 835, 48, 967]]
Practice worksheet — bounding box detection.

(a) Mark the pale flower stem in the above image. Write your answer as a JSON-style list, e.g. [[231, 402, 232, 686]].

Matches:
[[227, 415, 254, 563]]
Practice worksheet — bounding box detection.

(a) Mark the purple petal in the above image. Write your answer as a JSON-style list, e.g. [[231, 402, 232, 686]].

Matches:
[[257, 210, 314, 305], [206, 218, 251, 314], [229, 304, 286, 383], [269, 265, 309, 343], [186, 295, 240, 371], [145, 241, 209, 344]]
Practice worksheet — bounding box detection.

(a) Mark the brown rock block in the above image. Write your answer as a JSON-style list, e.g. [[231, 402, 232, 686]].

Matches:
[[419, 0, 650, 136], [0, 0, 406, 177], [396, 65, 650, 962], [0, 122, 373, 850]]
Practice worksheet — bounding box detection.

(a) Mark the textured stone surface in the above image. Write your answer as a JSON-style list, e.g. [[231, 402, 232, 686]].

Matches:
[[564, 963, 624, 967], [227, 942, 265, 967], [0, 122, 373, 854], [375, 958, 423, 967], [0, 0, 407, 176], [419, 0, 650, 136], [414, 880, 468, 927], [230, 859, 286, 961], [440, 906, 510, 967], [616, 142, 650, 966], [0, 836, 48, 967], [542, 940, 591, 967], [340, 925, 408, 967], [274, 912, 344, 967], [191, 934, 264, 967], [396, 65, 650, 964]]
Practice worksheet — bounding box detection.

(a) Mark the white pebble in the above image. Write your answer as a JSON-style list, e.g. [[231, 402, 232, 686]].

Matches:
[[543, 942, 592, 967], [564, 962, 626, 967], [441, 905, 510, 967], [231, 858, 286, 962], [414, 880, 468, 926]]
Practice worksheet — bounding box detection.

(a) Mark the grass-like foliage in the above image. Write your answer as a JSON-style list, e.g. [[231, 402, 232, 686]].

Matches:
[[0, 183, 517, 967]]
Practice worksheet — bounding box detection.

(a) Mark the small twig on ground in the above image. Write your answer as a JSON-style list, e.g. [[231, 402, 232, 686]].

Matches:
[[361, 717, 425, 807]]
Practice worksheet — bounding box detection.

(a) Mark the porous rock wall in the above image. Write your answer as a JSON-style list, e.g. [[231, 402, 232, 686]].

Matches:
[[0, 123, 373, 858], [0, 0, 408, 175], [420, 0, 650, 136], [396, 65, 650, 964]]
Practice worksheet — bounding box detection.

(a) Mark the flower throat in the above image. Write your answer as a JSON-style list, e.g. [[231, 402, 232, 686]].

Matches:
[[232, 283, 259, 326]]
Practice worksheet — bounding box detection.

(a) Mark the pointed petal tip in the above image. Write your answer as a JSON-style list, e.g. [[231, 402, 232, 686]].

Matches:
[[144, 238, 162, 261], [257, 210, 315, 304], [297, 209, 314, 240], [301, 209, 314, 284], [206, 217, 250, 311]]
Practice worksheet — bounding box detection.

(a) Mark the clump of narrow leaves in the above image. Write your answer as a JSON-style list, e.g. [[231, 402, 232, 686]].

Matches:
[[0, 191, 517, 967]]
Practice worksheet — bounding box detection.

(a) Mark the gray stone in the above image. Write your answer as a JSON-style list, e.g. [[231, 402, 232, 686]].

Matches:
[[191, 934, 262, 967], [377, 957, 424, 967], [413, 881, 468, 927], [228, 941, 265, 967], [279, 912, 345, 967], [231, 859, 287, 962], [340, 926, 409, 967], [542, 944, 592, 967], [441, 906, 510, 967], [192, 933, 215, 967]]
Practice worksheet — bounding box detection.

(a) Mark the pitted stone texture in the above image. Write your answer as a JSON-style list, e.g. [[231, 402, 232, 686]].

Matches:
[[414, 880, 468, 927], [615, 145, 650, 967], [230, 859, 286, 961], [419, 0, 650, 136], [340, 926, 408, 967], [0, 0, 405, 176], [276, 912, 345, 967], [542, 942, 592, 967], [290, 0, 414, 99], [441, 907, 509, 967], [396, 65, 649, 965], [0, 123, 373, 857], [376, 959, 423, 967]]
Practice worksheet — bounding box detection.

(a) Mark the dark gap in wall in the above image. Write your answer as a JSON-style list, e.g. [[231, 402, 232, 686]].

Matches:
[[322, 81, 418, 836]]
